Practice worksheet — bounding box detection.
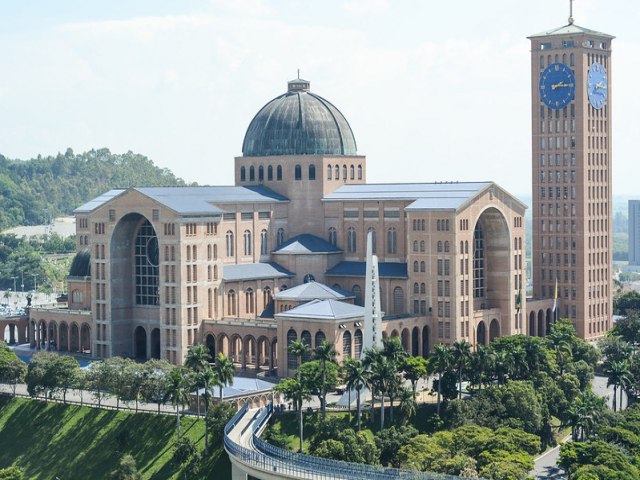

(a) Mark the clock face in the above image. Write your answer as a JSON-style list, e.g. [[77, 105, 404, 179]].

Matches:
[[587, 62, 608, 109], [539, 63, 576, 110]]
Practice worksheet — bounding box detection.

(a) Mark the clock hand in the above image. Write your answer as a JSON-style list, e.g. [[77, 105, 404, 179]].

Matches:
[[595, 82, 607, 90], [551, 82, 574, 90]]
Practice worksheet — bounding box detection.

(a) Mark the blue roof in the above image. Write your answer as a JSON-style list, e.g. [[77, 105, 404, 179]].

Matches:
[[223, 262, 294, 282], [75, 186, 288, 215], [277, 299, 364, 320], [273, 234, 342, 254], [326, 261, 408, 278], [196, 376, 275, 398], [274, 281, 351, 301]]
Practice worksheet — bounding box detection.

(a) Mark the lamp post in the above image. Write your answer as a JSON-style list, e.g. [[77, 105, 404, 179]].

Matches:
[[11, 276, 17, 294], [31, 274, 38, 293], [20, 270, 24, 293]]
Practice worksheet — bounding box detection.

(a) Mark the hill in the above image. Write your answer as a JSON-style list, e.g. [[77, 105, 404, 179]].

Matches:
[[0, 397, 230, 479], [0, 148, 187, 231]]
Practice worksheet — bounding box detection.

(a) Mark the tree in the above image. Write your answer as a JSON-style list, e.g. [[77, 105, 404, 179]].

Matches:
[[469, 344, 493, 390], [25, 351, 80, 402], [367, 350, 396, 429], [212, 353, 234, 401], [140, 359, 173, 414], [604, 359, 631, 412], [313, 340, 337, 418], [110, 454, 141, 480], [299, 360, 339, 414], [401, 356, 429, 398], [200, 366, 221, 453], [430, 343, 453, 416], [288, 339, 310, 380], [166, 367, 191, 441], [343, 357, 368, 431], [103, 357, 135, 410], [398, 387, 417, 422], [274, 376, 311, 452], [314, 429, 380, 465], [0, 345, 26, 396], [452, 340, 471, 399], [546, 321, 575, 375], [184, 344, 211, 418], [86, 360, 112, 408], [566, 391, 607, 441], [0, 467, 24, 480], [375, 425, 418, 467]]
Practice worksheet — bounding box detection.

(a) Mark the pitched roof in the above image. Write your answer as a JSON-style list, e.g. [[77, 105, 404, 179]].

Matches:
[[276, 299, 364, 320], [326, 261, 408, 278], [274, 281, 352, 301], [272, 234, 342, 254], [528, 23, 614, 39], [223, 262, 294, 282], [75, 186, 288, 215]]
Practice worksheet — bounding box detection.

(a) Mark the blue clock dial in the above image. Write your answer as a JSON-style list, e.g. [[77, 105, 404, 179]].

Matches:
[[587, 62, 607, 110], [539, 63, 576, 110]]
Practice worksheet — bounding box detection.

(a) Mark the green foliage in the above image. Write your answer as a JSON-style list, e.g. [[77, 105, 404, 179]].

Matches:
[[0, 344, 26, 395], [0, 149, 185, 232], [0, 467, 24, 480], [477, 450, 533, 480], [172, 438, 197, 465], [314, 429, 379, 465], [559, 440, 640, 479], [110, 454, 142, 480], [375, 425, 418, 467], [206, 401, 235, 443], [24, 351, 80, 401], [614, 290, 640, 316]]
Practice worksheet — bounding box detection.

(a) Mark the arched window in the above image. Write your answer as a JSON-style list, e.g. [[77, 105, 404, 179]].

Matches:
[[420, 261, 426, 272], [260, 229, 268, 255], [268, 165, 273, 181], [570, 53, 575, 67], [249, 166, 255, 181], [135, 220, 159, 306], [287, 329, 298, 370], [421, 219, 425, 230], [243, 230, 252, 256], [295, 165, 302, 180], [421, 283, 426, 294], [347, 227, 357, 253], [354, 329, 363, 359], [277, 228, 285, 246], [357, 165, 363, 180], [277, 165, 282, 181], [207, 244, 212, 260], [315, 331, 326, 347], [208, 288, 213, 318], [367, 227, 376, 253], [245, 288, 254, 314], [226, 231, 234, 257], [258, 165, 264, 182], [437, 241, 443, 253], [227, 290, 236, 316], [474, 224, 485, 298], [350, 165, 355, 180], [342, 165, 347, 182], [328, 227, 337, 246], [327, 165, 332, 180], [343, 331, 352, 358], [214, 265, 218, 280], [263, 287, 272, 307], [413, 283, 419, 295], [240, 166, 246, 181], [420, 240, 425, 252], [444, 241, 450, 253], [335, 165, 340, 179], [413, 240, 418, 252], [213, 244, 218, 259], [460, 241, 464, 253], [301, 331, 312, 362], [465, 240, 469, 254], [309, 164, 316, 180], [186, 245, 191, 261], [72, 290, 83, 303], [192, 246, 197, 261], [352, 284, 362, 306], [387, 227, 397, 254], [393, 287, 404, 314], [414, 261, 419, 272]]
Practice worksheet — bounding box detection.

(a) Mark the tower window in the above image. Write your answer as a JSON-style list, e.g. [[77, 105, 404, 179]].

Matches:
[[258, 165, 264, 182], [268, 165, 273, 181], [249, 166, 255, 182], [277, 165, 282, 181], [347, 227, 356, 253], [240, 166, 246, 182], [135, 220, 159, 306], [328, 227, 337, 246], [309, 164, 316, 180], [294, 165, 301, 180]]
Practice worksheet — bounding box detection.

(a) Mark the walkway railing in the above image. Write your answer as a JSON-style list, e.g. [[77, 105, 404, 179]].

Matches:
[[224, 402, 478, 480]]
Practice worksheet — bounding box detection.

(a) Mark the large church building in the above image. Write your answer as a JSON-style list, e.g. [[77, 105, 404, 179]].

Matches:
[[30, 76, 532, 375]]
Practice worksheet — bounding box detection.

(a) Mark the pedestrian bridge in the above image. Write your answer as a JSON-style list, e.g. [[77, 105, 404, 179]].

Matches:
[[224, 402, 473, 480]]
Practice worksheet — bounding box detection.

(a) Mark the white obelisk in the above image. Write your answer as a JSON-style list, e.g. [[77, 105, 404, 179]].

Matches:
[[363, 231, 382, 350]]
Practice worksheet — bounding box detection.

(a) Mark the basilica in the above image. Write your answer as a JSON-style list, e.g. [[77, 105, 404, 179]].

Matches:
[[28, 76, 552, 377]]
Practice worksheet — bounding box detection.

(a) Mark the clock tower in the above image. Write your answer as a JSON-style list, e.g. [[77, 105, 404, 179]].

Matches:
[[528, 15, 614, 340]]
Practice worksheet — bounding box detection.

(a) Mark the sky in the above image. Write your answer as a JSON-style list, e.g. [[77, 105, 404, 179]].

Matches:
[[0, 0, 638, 197]]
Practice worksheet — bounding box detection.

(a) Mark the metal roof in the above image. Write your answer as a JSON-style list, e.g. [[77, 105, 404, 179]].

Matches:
[[528, 23, 614, 39], [242, 79, 357, 157], [75, 186, 288, 215], [326, 261, 408, 279], [274, 281, 352, 301], [272, 234, 342, 255], [223, 262, 294, 282], [276, 299, 364, 320]]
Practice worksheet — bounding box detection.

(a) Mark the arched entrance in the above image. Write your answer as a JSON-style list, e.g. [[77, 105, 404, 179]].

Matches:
[[150, 328, 160, 359], [546, 309, 553, 335], [134, 326, 147, 359], [489, 319, 500, 342], [70, 323, 79, 352], [477, 321, 486, 346], [529, 312, 535, 336], [537, 310, 544, 337], [411, 327, 419, 356], [422, 326, 430, 357], [401, 328, 410, 352], [206, 334, 216, 359], [59, 323, 69, 352]]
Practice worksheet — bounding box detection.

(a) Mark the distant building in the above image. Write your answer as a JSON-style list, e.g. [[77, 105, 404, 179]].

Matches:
[[628, 201, 640, 265]]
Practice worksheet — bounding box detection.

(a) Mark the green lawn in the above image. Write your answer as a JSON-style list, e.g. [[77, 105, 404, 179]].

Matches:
[[0, 397, 230, 480]]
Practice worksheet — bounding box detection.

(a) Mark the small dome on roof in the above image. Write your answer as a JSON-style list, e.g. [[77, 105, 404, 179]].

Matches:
[[69, 249, 91, 277], [242, 78, 357, 157]]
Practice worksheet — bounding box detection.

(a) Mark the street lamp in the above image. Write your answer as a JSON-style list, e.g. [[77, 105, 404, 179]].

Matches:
[[20, 270, 24, 293], [11, 276, 17, 294], [31, 274, 38, 293]]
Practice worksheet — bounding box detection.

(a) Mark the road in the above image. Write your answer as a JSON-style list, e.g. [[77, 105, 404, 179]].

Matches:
[[530, 374, 625, 480]]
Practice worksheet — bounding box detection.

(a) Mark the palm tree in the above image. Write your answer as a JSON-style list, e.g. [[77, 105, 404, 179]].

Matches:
[[288, 339, 310, 380], [166, 367, 191, 441], [547, 328, 573, 375], [184, 344, 211, 418], [398, 387, 417, 422], [492, 349, 510, 385], [369, 353, 395, 430], [383, 336, 408, 364], [213, 353, 235, 401], [509, 345, 528, 380], [430, 343, 453, 416], [470, 345, 493, 390], [313, 340, 337, 417], [566, 391, 606, 441], [524, 337, 545, 376], [274, 377, 311, 452], [200, 366, 220, 454], [604, 359, 631, 412], [343, 358, 368, 431], [452, 340, 471, 399]]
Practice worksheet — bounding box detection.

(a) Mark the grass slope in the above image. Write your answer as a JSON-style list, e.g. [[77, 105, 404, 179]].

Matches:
[[0, 397, 230, 480]]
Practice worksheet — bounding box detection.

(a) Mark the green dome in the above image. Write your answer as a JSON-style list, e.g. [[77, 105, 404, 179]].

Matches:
[[242, 78, 357, 157]]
